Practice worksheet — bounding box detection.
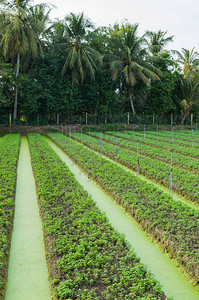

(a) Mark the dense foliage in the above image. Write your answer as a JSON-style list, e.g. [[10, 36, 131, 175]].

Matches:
[[0, 1, 199, 124]]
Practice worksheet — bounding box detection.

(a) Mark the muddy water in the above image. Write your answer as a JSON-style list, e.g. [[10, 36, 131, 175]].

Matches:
[[5, 137, 51, 300], [46, 137, 199, 300]]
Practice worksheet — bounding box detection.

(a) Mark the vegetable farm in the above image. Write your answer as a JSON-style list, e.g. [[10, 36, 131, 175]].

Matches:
[[1, 129, 199, 299], [0, 134, 20, 299]]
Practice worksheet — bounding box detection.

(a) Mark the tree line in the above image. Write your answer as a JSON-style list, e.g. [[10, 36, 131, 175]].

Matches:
[[0, 0, 199, 125]]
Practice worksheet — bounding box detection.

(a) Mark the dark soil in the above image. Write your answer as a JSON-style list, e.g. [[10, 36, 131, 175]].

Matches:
[[0, 125, 61, 136]]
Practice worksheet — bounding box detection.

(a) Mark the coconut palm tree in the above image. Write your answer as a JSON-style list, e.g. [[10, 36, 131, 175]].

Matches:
[[60, 12, 102, 84], [179, 72, 199, 124], [174, 48, 199, 73], [0, 0, 50, 122], [173, 48, 199, 124], [145, 30, 174, 55], [108, 23, 161, 114]]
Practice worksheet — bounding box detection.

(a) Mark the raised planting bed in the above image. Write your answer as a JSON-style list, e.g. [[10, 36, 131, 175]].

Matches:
[[88, 132, 199, 173], [48, 132, 199, 286], [69, 132, 199, 203], [28, 133, 167, 299], [0, 134, 20, 299], [117, 130, 199, 157]]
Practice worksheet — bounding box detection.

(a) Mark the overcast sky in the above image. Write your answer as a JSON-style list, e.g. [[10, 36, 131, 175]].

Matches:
[[34, 0, 199, 52]]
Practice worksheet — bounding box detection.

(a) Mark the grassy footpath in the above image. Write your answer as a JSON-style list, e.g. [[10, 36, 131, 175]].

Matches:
[[28, 133, 167, 299], [0, 134, 20, 299], [48, 132, 199, 286]]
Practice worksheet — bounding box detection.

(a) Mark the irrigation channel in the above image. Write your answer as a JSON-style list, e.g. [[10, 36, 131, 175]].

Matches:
[[5, 137, 51, 300], [46, 137, 199, 300]]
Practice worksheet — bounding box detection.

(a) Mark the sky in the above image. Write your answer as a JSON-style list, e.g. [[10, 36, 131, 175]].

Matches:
[[34, 0, 199, 52]]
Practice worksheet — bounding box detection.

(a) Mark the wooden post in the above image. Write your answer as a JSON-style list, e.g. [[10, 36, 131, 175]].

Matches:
[[127, 112, 130, 125], [172, 126, 174, 144], [191, 113, 193, 127], [9, 113, 12, 126], [153, 113, 155, 124], [100, 132, 102, 156], [169, 150, 173, 196], [171, 113, 173, 126], [137, 140, 139, 176], [57, 113, 59, 126]]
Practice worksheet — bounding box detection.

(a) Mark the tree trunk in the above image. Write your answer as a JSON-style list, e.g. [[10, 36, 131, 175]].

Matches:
[[128, 85, 135, 114], [13, 52, 20, 124], [180, 106, 190, 125]]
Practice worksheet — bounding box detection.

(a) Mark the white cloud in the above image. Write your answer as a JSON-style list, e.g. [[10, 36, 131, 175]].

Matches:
[[34, 0, 199, 51]]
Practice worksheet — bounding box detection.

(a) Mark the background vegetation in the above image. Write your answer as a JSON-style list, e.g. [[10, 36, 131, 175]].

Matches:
[[0, 0, 199, 125]]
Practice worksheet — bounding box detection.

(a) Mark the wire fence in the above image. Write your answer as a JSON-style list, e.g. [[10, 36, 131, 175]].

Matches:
[[0, 112, 198, 127]]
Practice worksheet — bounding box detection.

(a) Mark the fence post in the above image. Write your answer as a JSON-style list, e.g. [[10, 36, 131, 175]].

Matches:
[[100, 131, 102, 156], [57, 113, 59, 126], [127, 112, 130, 125], [191, 113, 193, 127], [9, 113, 12, 126], [137, 140, 139, 176], [169, 150, 173, 196], [69, 125, 71, 139]]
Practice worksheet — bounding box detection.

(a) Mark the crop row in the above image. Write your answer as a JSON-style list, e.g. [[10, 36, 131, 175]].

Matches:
[[106, 131, 199, 159], [88, 132, 199, 173], [48, 132, 199, 285], [28, 133, 166, 299], [70, 132, 199, 202], [0, 134, 20, 299], [142, 130, 199, 145]]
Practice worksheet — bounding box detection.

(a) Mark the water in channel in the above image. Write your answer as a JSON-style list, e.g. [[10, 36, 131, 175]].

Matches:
[[5, 137, 51, 300], [46, 136, 199, 300]]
